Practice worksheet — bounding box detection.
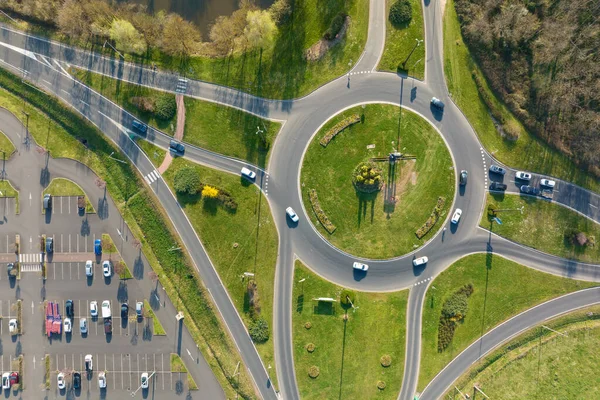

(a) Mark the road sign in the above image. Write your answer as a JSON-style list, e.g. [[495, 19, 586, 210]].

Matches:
[[493, 217, 502, 225]]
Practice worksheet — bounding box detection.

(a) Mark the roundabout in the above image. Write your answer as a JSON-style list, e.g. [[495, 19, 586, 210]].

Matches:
[[300, 104, 454, 259]]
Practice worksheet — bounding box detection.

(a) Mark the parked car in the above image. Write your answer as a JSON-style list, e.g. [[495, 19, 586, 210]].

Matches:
[[131, 119, 148, 134], [43, 193, 52, 210], [352, 262, 369, 271], [141, 372, 149, 389], [102, 260, 112, 277], [73, 372, 81, 389], [104, 318, 112, 334], [520, 185, 540, 196], [9, 372, 18, 387], [66, 299, 74, 318], [94, 239, 102, 256], [64, 318, 72, 333], [169, 140, 185, 154], [8, 319, 17, 335], [451, 208, 462, 224], [540, 179, 556, 188], [46, 237, 53, 253], [101, 300, 111, 318], [80, 318, 88, 334], [515, 171, 532, 181], [121, 303, 129, 318], [489, 164, 506, 175], [2, 372, 9, 389], [98, 372, 107, 389], [57, 373, 66, 390], [7, 263, 15, 277], [459, 170, 468, 186], [85, 260, 93, 277], [286, 207, 299, 223], [84, 354, 93, 371], [136, 302, 144, 317], [240, 167, 256, 180], [90, 301, 98, 317], [413, 256, 428, 267], [430, 97, 445, 110], [490, 182, 507, 191]]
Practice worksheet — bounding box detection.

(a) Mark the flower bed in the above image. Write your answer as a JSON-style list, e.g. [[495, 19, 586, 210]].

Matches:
[[352, 162, 383, 193], [309, 189, 337, 233], [319, 114, 361, 147], [415, 196, 446, 239]]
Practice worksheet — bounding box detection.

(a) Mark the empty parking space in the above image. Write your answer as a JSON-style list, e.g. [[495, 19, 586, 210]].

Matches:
[[49, 196, 82, 216], [44, 233, 99, 255]]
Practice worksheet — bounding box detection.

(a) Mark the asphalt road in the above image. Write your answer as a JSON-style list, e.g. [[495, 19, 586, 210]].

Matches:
[[0, 0, 598, 398]]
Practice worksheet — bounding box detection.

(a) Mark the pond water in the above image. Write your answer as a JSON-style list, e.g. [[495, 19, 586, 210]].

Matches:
[[118, 0, 275, 36]]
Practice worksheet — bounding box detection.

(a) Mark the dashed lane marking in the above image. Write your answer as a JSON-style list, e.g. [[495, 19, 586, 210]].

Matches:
[[414, 277, 432, 286], [591, 204, 598, 209], [348, 70, 373, 76]]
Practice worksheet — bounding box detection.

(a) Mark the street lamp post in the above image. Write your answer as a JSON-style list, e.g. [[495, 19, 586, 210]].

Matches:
[[108, 152, 128, 164], [103, 40, 125, 59], [402, 39, 423, 69]]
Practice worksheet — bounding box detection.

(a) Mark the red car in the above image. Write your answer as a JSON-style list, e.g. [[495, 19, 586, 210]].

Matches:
[[9, 372, 18, 386]]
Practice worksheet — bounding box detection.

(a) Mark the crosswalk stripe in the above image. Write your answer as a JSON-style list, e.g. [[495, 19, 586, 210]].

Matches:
[[151, 170, 160, 180], [144, 176, 151, 185], [147, 173, 156, 183]]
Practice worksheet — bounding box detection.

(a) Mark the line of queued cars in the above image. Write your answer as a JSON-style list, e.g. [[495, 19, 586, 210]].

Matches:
[[515, 171, 555, 197]]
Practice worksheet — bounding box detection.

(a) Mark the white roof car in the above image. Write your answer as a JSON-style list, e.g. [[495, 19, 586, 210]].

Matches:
[[8, 318, 17, 335], [540, 179, 555, 188], [101, 300, 111, 319], [85, 354, 93, 371], [515, 171, 532, 181], [2, 372, 9, 389], [136, 301, 144, 316], [352, 262, 369, 271], [98, 372, 107, 389], [241, 167, 256, 180], [413, 256, 429, 267], [286, 207, 299, 223], [141, 372, 149, 389], [90, 301, 98, 317], [64, 318, 72, 333], [57, 372, 66, 390], [80, 318, 88, 334], [102, 260, 112, 277], [451, 208, 462, 224], [85, 260, 93, 276]]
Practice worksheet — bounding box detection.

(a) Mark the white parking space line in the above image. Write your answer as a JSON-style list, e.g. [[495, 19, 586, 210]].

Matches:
[[68, 196, 71, 214], [60, 196, 63, 214], [591, 203, 598, 209]]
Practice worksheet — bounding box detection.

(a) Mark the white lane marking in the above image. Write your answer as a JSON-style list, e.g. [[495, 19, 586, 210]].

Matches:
[[53, 59, 71, 76], [39, 55, 54, 68], [80, 99, 90, 107], [590, 204, 598, 209], [151, 170, 160, 180]]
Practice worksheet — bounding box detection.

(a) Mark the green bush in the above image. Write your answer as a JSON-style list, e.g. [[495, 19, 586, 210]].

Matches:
[[324, 13, 346, 40], [340, 289, 356, 308], [249, 318, 270, 343], [438, 284, 474, 351], [353, 162, 383, 193], [415, 197, 446, 239], [389, 0, 412, 27], [174, 167, 201, 195], [155, 95, 177, 120], [320, 114, 360, 147]]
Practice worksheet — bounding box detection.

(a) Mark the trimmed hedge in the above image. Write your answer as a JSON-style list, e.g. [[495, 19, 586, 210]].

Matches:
[[309, 189, 337, 233], [415, 197, 446, 239], [319, 114, 361, 147]]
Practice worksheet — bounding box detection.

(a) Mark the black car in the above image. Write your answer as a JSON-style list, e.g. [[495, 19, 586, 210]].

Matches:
[[459, 170, 468, 186], [73, 372, 81, 389], [490, 182, 507, 191], [131, 119, 148, 134], [520, 185, 540, 196], [121, 303, 129, 318], [104, 318, 112, 334], [430, 97, 445, 110], [169, 140, 185, 154], [46, 237, 53, 253], [66, 300, 74, 318]]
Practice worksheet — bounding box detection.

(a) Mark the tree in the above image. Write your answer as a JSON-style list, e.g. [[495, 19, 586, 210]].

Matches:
[[243, 10, 276, 50], [114, 260, 125, 278], [131, 10, 166, 49], [57, 0, 88, 40], [389, 0, 412, 27], [249, 318, 269, 343], [160, 14, 202, 58], [109, 19, 146, 55], [340, 289, 356, 309], [209, 15, 238, 56], [202, 185, 219, 199], [173, 167, 200, 195], [155, 95, 177, 120]]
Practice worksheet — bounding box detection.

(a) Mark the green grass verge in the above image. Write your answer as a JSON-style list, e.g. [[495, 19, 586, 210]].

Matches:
[[0, 66, 254, 399], [301, 104, 454, 259], [481, 193, 600, 263], [44, 354, 50, 390], [135, 138, 166, 169], [378, 0, 425, 79], [293, 260, 407, 399], [144, 299, 166, 336], [0, 130, 15, 155], [170, 353, 187, 373], [43, 178, 95, 213], [0, 180, 19, 213], [443, 0, 599, 193], [417, 253, 597, 391], [163, 157, 279, 389], [74, 68, 281, 167], [448, 304, 600, 399]]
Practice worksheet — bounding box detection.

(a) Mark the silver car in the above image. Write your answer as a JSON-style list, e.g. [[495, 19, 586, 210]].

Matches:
[[286, 207, 299, 223]]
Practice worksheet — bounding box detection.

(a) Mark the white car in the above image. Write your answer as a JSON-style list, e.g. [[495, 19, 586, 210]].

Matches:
[[240, 167, 256, 180], [102, 260, 112, 277], [85, 260, 93, 276], [64, 318, 72, 333], [57, 373, 66, 390], [101, 300, 111, 318], [8, 318, 17, 335], [413, 256, 428, 267], [515, 171, 532, 181], [85, 354, 93, 371], [80, 318, 88, 334], [540, 179, 555, 188], [90, 301, 98, 317], [2, 372, 10, 389], [141, 372, 149, 389], [286, 207, 299, 223], [352, 262, 369, 271], [98, 372, 107, 389], [451, 208, 462, 224]]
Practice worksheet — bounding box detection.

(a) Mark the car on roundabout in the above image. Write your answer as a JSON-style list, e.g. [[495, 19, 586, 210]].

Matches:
[[413, 256, 428, 267], [240, 167, 256, 180], [286, 207, 299, 223], [451, 208, 462, 224], [459, 170, 468, 186], [540, 178, 555, 188], [352, 262, 369, 271]]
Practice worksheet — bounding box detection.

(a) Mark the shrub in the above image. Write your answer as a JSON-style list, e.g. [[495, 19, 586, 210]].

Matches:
[[324, 13, 346, 40], [320, 114, 361, 147], [576, 232, 589, 247], [353, 162, 383, 193], [129, 96, 155, 113], [415, 197, 446, 239], [155, 95, 177, 120], [487, 203, 497, 217], [309, 189, 337, 233], [471, 70, 506, 127], [304, 322, 312, 330], [340, 289, 356, 308], [380, 355, 392, 367], [202, 185, 219, 199], [438, 284, 475, 351], [377, 381, 386, 390], [249, 318, 269, 343], [174, 167, 201, 195], [389, 0, 412, 26], [247, 279, 261, 319], [308, 366, 320, 378], [306, 343, 315, 353], [502, 119, 521, 140]]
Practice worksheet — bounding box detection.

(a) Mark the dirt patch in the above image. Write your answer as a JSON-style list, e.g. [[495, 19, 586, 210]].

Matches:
[[395, 160, 417, 198], [305, 16, 351, 62]]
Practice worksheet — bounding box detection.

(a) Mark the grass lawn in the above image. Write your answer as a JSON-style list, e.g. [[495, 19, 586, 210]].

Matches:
[[378, 0, 425, 79], [0, 67, 254, 398], [293, 260, 408, 399], [0, 130, 15, 155], [418, 253, 597, 391], [443, 0, 600, 194], [43, 178, 95, 213], [301, 104, 454, 259], [75, 69, 280, 167], [481, 193, 600, 263], [0, 180, 19, 213], [448, 305, 600, 399], [144, 300, 166, 336], [170, 353, 199, 390], [162, 158, 279, 388], [135, 138, 166, 169]]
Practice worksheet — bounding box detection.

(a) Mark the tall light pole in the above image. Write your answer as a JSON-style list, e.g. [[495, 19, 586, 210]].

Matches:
[[402, 39, 423, 69], [103, 40, 125, 59]]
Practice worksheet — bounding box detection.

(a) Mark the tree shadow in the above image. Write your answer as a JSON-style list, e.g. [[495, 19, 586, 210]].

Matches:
[[80, 218, 90, 236], [117, 281, 128, 302], [296, 294, 304, 313], [338, 318, 348, 400], [133, 252, 144, 280], [356, 190, 378, 227], [313, 301, 335, 316]]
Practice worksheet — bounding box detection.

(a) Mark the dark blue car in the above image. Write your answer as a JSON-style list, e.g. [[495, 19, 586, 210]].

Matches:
[[94, 239, 102, 255]]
